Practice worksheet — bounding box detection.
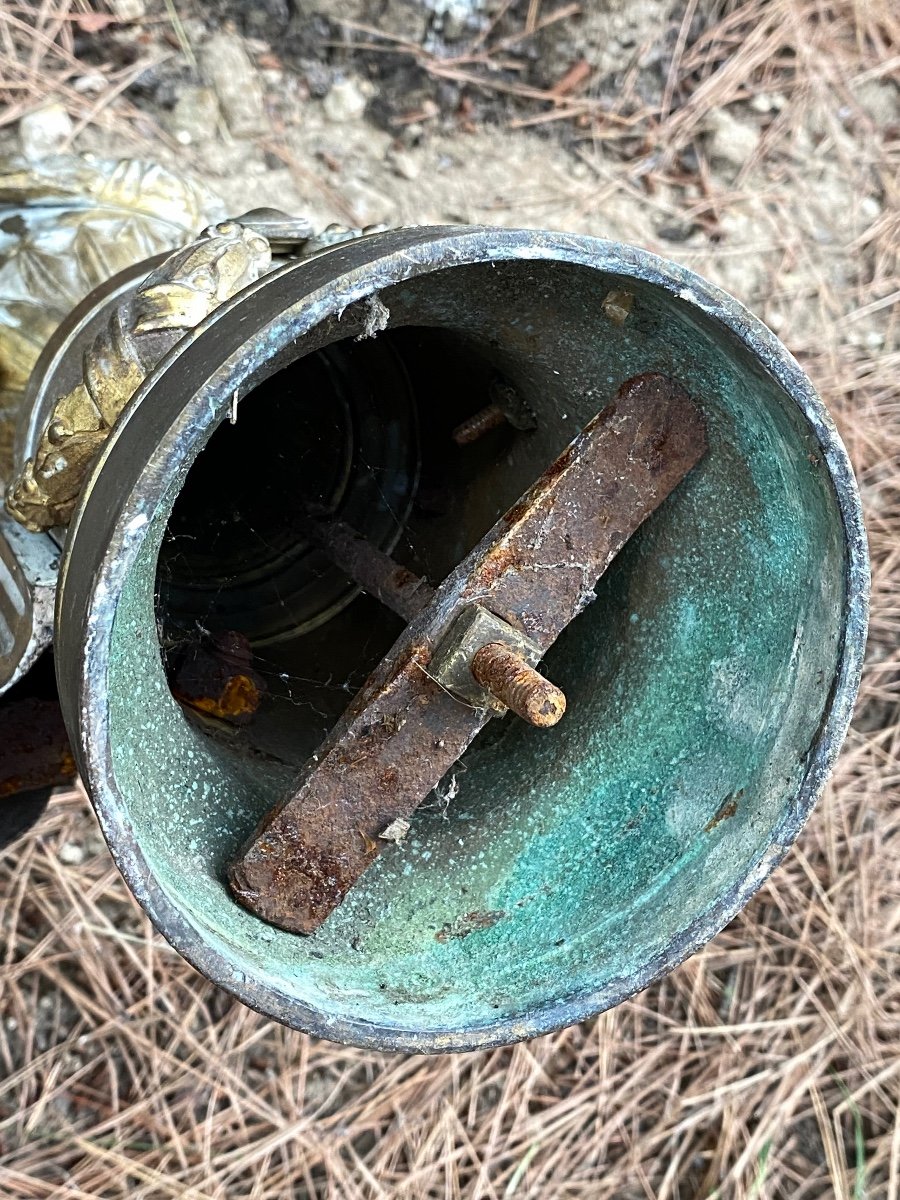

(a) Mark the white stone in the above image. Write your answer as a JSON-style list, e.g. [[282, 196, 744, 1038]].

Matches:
[[109, 0, 145, 18], [59, 842, 85, 865], [72, 73, 107, 95], [388, 149, 421, 180], [853, 79, 899, 126], [750, 92, 784, 114], [200, 33, 267, 138], [19, 102, 73, 160], [323, 77, 369, 123]]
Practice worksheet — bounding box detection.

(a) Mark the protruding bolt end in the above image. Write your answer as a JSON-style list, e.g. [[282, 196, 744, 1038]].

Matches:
[[471, 643, 567, 728], [452, 404, 508, 445]]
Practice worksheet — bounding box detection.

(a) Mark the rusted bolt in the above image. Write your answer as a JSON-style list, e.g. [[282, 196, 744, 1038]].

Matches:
[[452, 404, 508, 445], [453, 382, 537, 446], [306, 514, 435, 622], [471, 643, 567, 728]]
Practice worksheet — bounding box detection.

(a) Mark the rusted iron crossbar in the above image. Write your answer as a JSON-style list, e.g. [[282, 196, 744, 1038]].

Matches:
[[306, 516, 436, 622], [228, 373, 707, 934]]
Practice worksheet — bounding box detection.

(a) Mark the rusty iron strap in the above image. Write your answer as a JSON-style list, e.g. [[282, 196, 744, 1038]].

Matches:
[[228, 373, 708, 933], [0, 696, 76, 800]]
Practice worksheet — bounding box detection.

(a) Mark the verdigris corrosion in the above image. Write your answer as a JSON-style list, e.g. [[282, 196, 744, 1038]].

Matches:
[[46, 227, 866, 1052]]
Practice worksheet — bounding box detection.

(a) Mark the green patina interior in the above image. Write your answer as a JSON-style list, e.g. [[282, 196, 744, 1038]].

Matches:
[[105, 257, 845, 1038]]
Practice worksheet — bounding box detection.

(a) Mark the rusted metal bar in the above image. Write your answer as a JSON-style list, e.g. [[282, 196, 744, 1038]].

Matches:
[[307, 516, 436, 622], [228, 373, 707, 934]]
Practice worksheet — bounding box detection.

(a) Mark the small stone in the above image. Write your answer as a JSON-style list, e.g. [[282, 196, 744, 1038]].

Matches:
[[19, 102, 73, 159], [749, 92, 784, 114], [859, 195, 881, 220], [165, 85, 221, 145], [705, 107, 761, 169], [323, 77, 369, 123], [72, 72, 107, 95], [656, 221, 696, 243], [59, 842, 84, 865], [440, 8, 472, 41], [853, 79, 899, 126], [388, 149, 420, 180], [109, 0, 145, 18], [200, 32, 267, 138]]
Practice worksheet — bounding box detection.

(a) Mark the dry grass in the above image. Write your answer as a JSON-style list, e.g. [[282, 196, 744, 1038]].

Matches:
[[1, 0, 898, 1196]]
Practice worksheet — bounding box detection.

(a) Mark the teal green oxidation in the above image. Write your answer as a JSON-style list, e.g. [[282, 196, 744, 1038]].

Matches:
[[104, 256, 845, 1043]]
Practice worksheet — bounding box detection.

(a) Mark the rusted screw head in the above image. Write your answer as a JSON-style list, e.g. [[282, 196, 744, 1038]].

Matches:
[[471, 642, 567, 728]]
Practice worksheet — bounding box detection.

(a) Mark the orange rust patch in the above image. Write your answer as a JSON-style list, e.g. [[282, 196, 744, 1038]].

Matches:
[[705, 790, 743, 832], [177, 673, 261, 721], [472, 543, 520, 590]]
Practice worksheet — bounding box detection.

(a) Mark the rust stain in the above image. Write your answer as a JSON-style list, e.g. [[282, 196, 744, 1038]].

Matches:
[[705, 789, 744, 832], [168, 630, 264, 726], [468, 543, 520, 592], [175, 673, 261, 721]]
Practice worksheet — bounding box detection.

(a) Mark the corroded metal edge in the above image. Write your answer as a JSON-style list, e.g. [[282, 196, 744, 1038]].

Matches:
[[0, 509, 59, 695], [56, 226, 869, 1053]]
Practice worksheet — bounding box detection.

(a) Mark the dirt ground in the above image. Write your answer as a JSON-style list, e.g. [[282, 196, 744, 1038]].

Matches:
[[0, 0, 898, 1196]]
